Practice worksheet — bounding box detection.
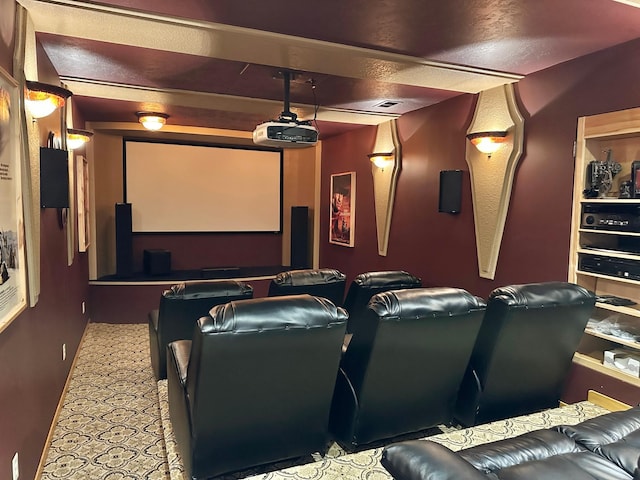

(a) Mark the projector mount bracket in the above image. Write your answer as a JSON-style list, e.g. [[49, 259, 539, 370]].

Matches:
[[273, 70, 312, 125]]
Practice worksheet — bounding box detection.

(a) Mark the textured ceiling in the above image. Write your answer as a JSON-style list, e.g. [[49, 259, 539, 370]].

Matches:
[[16, 0, 640, 139]]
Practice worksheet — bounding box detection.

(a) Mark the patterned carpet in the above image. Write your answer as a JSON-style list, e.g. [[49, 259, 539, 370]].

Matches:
[[41, 323, 170, 480], [240, 401, 610, 480], [40, 323, 611, 480]]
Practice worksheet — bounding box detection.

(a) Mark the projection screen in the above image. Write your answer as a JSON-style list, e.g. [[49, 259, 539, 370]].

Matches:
[[124, 140, 282, 233]]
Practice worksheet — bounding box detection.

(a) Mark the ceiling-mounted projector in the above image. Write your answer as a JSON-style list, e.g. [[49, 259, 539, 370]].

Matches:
[[253, 121, 318, 148], [253, 70, 318, 149]]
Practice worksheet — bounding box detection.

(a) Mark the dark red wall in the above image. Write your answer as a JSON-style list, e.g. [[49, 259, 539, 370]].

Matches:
[[0, 21, 90, 478], [0, 211, 89, 480], [320, 37, 640, 300]]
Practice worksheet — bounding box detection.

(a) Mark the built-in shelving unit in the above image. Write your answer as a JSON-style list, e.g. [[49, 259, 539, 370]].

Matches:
[[569, 107, 640, 390]]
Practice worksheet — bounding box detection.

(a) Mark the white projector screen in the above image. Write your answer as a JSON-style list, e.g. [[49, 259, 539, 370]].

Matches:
[[124, 141, 282, 233]]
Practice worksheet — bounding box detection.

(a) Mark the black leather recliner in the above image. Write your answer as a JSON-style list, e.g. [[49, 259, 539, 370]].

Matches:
[[148, 280, 253, 380], [454, 281, 596, 427], [166, 294, 348, 480], [382, 406, 640, 480], [268, 268, 346, 306], [329, 287, 486, 449], [342, 270, 422, 334]]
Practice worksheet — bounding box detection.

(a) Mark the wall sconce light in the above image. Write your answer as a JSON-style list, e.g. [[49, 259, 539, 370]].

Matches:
[[67, 128, 94, 149], [25, 80, 72, 119], [136, 111, 169, 131], [466, 131, 508, 156], [369, 119, 402, 257], [464, 83, 525, 280], [368, 153, 394, 169]]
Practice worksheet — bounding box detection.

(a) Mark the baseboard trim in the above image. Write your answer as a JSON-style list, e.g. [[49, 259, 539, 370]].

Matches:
[[587, 389, 631, 411], [35, 321, 90, 479]]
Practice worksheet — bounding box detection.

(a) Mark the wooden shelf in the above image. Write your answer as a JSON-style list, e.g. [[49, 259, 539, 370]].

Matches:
[[570, 108, 640, 397], [578, 248, 640, 261], [576, 270, 640, 285], [580, 199, 640, 204], [579, 229, 640, 237], [573, 352, 640, 387], [595, 302, 640, 318], [585, 328, 640, 351]]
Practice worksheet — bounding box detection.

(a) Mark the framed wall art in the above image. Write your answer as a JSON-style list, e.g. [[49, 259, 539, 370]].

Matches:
[[76, 155, 90, 252], [329, 171, 355, 247], [0, 66, 27, 332]]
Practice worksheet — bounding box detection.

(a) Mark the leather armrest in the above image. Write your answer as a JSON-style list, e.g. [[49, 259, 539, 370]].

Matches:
[[148, 309, 159, 332], [382, 441, 486, 480], [342, 333, 352, 354], [167, 340, 191, 387]]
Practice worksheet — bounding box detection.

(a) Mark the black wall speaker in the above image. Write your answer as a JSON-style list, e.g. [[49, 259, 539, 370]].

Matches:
[[115, 203, 133, 277], [290, 206, 310, 269], [40, 147, 69, 208], [438, 170, 463, 214]]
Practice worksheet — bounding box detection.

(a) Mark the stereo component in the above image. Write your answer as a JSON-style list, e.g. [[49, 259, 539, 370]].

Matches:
[[579, 253, 640, 281], [581, 203, 640, 232]]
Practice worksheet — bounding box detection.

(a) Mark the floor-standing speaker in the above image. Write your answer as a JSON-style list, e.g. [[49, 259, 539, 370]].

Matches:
[[115, 203, 133, 277], [290, 206, 310, 269]]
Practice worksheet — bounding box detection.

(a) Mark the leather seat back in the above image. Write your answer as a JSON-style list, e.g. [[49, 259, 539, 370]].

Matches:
[[149, 280, 253, 380], [331, 287, 486, 447], [455, 281, 595, 427], [268, 268, 346, 306], [184, 294, 347, 478], [342, 270, 422, 334]]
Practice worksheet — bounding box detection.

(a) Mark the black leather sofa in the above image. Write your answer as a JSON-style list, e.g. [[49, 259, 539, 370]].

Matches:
[[148, 280, 253, 380], [329, 287, 486, 449], [454, 281, 596, 427], [382, 406, 640, 480], [268, 268, 346, 306], [166, 294, 348, 480], [342, 270, 422, 334]]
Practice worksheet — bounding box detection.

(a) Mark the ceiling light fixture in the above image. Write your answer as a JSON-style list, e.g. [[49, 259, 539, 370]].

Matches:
[[466, 131, 508, 156], [136, 112, 169, 131], [25, 80, 72, 119], [67, 128, 94, 149]]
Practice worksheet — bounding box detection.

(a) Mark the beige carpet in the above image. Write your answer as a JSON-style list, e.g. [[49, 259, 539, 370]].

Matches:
[[240, 401, 610, 480], [41, 323, 611, 480], [40, 323, 170, 480]]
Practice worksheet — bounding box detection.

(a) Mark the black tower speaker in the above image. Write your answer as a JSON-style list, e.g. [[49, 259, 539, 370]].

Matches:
[[115, 203, 133, 277], [290, 206, 310, 269], [438, 170, 463, 214]]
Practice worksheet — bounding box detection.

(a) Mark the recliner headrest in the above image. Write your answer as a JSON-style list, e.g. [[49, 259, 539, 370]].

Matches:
[[200, 294, 348, 333], [272, 268, 346, 287], [369, 287, 486, 319], [164, 281, 253, 300], [353, 270, 421, 289], [489, 282, 595, 309]]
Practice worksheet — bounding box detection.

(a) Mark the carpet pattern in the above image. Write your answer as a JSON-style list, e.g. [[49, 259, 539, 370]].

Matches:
[[41, 323, 611, 480], [241, 401, 610, 480], [40, 323, 170, 480]]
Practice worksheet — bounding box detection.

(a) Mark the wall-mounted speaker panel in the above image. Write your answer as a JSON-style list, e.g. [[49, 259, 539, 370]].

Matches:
[[438, 170, 463, 214], [40, 148, 69, 208]]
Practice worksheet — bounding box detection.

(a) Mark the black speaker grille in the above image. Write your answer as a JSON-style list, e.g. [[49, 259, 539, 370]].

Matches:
[[438, 170, 463, 214], [115, 203, 133, 277]]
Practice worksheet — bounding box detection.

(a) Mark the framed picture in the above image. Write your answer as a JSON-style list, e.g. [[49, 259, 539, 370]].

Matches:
[[76, 155, 90, 252], [0, 66, 27, 333], [329, 171, 356, 247]]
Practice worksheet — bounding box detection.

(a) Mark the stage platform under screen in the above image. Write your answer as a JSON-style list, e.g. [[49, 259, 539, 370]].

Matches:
[[89, 265, 290, 324], [96, 265, 288, 283]]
